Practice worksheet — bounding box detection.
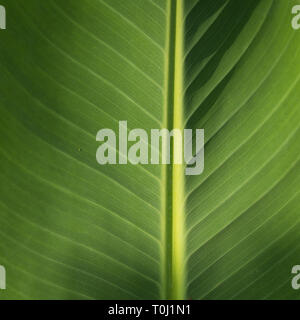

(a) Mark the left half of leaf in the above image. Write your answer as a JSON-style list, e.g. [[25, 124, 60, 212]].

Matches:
[[0, 0, 168, 299]]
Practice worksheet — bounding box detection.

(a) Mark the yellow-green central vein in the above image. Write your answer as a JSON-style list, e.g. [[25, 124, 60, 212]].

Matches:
[[162, 0, 185, 300]]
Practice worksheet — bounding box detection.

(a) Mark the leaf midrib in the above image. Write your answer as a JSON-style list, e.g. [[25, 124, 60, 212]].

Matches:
[[162, 0, 185, 300]]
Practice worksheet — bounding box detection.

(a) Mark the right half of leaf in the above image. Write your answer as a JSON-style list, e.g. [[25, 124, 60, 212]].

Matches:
[[183, 0, 300, 300]]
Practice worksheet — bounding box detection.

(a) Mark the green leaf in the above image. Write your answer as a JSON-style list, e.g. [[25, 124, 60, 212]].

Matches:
[[0, 0, 299, 300]]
